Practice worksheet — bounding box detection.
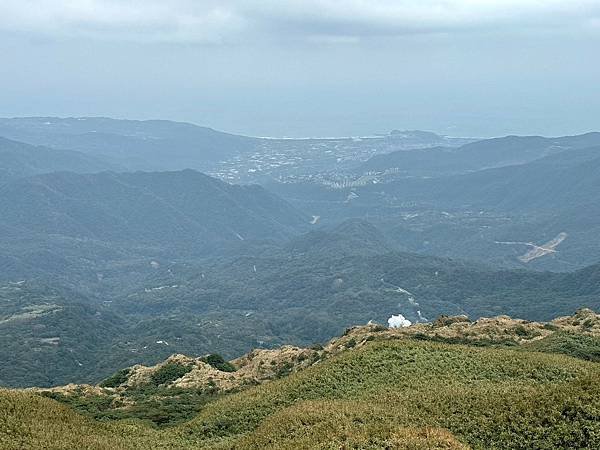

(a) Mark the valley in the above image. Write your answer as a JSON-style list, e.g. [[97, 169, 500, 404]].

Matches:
[[4, 4, 600, 447], [1, 118, 599, 448]]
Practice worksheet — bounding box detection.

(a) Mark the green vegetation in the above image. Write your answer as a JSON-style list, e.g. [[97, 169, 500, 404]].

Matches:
[[99, 369, 130, 388], [524, 331, 600, 362], [150, 362, 193, 386], [3, 250, 600, 389], [0, 388, 183, 450], [200, 354, 236, 373], [411, 332, 520, 348], [4, 338, 600, 449], [41, 386, 220, 428]]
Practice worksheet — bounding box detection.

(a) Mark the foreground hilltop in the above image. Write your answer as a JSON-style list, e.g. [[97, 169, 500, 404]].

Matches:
[[33, 309, 600, 424], [3, 309, 600, 449]]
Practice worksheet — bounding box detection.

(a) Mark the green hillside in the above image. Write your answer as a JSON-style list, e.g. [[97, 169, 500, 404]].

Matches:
[[2, 322, 600, 449], [3, 227, 600, 388], [0, 169, 306, 246], [270, 145, 600, 270], [0, 282, 126, 387], [0, 136, 114, 184]]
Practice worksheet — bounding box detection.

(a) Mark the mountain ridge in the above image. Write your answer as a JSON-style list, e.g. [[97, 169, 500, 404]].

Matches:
[[0, 136, 116, 184], [359, 132, 600, 175], [4, 309, 599, 449]]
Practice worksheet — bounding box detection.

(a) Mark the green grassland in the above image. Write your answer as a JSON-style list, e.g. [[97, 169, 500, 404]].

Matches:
[[2, 337, 600, 449]]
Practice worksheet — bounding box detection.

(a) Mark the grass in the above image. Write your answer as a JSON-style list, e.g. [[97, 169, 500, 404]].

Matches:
[[523, 331, 600, 362], [178, 340, 599, 448], [3, 339, 600, 449], [0, 390, 163, 450]]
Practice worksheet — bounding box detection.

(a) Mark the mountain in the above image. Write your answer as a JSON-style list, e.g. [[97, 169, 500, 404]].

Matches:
[[286, 218, 395, 256], [0, 117, 259, 171], [0, 169, 307, 248], [0, 281, 125, 387], [81, 248, 600, 387], [4, 310, 600, 449], [359, 132, 600, 175], [4, 217, 600, 389], [0, 169, 309, 297], [385, 129, 472, 147], [270, 143, 600, 270], [420, 146, 600, 212], [0, 136, 114, 184], [353, 145, 600, 215]]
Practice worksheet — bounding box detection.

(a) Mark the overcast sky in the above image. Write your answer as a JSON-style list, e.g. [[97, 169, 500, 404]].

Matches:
[[1, 0, 599, 137]]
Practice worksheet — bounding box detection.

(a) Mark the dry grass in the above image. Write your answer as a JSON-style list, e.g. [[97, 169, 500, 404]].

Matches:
[[3, 339, 600, 449]]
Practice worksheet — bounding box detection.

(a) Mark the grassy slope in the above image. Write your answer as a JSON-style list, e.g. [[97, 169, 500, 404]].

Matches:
[[3, 340, 600, 449], [0, 390, 166, 450]]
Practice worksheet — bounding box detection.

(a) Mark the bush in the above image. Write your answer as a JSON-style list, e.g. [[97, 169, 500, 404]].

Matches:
[[524, 332, 600, 362], [200, 354, 236, 372], [150, 362, 192, 386], [432, 315, 470, 328], [99, 368, 130, 388]]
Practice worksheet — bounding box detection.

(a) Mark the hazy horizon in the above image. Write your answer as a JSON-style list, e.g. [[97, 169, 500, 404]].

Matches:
[[3, 114, 600, 141], [1, 1, 599, 137]]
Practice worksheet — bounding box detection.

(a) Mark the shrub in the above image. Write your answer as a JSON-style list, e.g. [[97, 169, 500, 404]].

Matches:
[[150, 362, 192, 386], [99, 368, 130, 388], [524, 332, 600, 362], [433, 315, 470, 328], [200, 354, 236, 372]]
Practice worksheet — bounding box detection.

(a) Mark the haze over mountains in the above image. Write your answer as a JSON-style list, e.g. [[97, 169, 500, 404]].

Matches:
[[0, 137, 115, 184], [0, 169, 305, 246], [4, 1, 600, 446], [0, 117, 257, 171], [0, 117, 472, 181], [269, 134, 600, 270], [1, 116, 600, 389], [359, 133, 600, 175]]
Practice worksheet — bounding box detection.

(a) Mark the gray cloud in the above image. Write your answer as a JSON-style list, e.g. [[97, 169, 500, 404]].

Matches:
[[1, 1, 600, 44]]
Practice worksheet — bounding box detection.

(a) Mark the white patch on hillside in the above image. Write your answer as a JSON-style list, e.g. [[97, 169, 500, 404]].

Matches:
[[344, 192, 359, 203], [388, 314, 411, 328], [495, 232, 567, 263], [144, 285, 178, 293]]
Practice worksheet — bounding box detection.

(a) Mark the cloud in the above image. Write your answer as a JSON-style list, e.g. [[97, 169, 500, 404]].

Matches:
[[388, 314, 412, 328], [0, 1, 245, 43], [1, 1, 599, 44]]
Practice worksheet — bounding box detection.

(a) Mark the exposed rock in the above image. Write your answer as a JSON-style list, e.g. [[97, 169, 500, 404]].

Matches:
[[30, 383, 108, 397], [551, 308, 600, 336], [125, 354, 197, 388], [36, 309, 600, 413], [432, 315, 470, 328]]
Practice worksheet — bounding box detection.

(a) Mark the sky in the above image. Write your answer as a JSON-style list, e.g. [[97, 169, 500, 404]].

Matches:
[[1, 0, 599, 138]]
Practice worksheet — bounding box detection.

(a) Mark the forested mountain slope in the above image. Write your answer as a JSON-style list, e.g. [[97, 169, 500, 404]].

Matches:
[[0, 117, 259, 170], [3, 221, 599, 388], [0, 169, 307, 246], [0, 136, 114, 184], [359, 132, 600, 175]]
